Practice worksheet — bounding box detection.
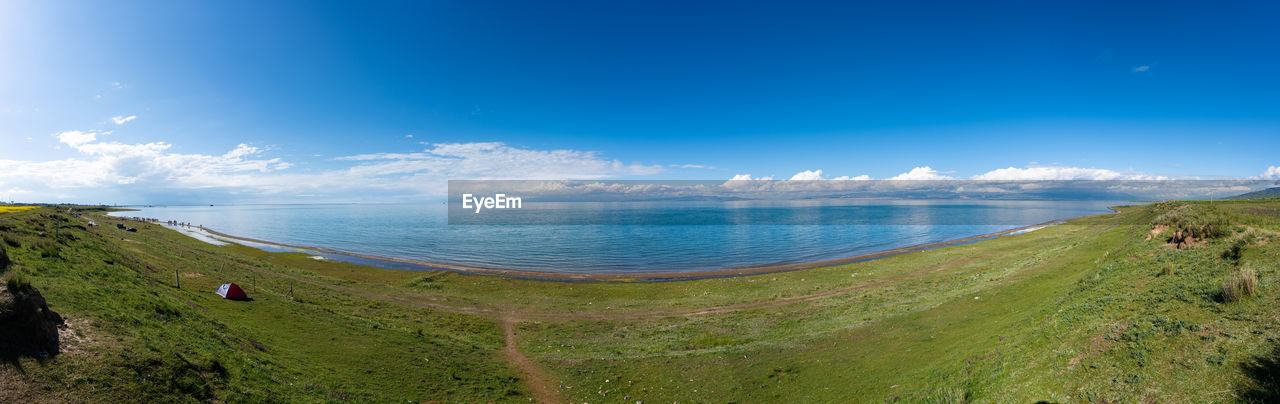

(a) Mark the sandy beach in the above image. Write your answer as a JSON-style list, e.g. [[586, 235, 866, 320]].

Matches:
[[181, 216, 1095, 281]]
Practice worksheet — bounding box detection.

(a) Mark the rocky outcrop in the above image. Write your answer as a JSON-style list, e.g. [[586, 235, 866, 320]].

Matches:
[[0, 282, 63, 358]]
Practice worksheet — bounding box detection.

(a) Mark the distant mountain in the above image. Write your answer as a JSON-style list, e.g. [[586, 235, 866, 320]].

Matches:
[[1228, 187, 1280, 200]]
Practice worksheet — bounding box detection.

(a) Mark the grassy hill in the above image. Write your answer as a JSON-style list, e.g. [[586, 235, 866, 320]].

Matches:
[[1229, 187, 1280, 200], [1, 201, 1278, 402]]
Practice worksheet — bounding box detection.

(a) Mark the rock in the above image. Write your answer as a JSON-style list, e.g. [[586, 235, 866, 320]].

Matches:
[[0, 282, 64, 357]]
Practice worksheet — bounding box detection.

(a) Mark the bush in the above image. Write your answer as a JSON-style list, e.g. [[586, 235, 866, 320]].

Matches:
[[5, 269, 31, 293], [2, 233, 18, 247], [0, 244, 9, 271], [1153, 204, 1232, 242], [35, 240, 60, 258], [921, 387, 968, 404], [1221, 238, 1245, 261], [1222, 229, 1264, 260], [1221, 267, 1258, 303]]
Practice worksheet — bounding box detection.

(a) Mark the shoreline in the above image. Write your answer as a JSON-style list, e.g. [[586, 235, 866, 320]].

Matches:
[[171, 216, 1101, 282]]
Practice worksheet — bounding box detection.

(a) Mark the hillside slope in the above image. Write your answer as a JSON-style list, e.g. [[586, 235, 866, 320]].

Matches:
[[0, 201, 1278, 402], [1229, 187, 1280, 200]]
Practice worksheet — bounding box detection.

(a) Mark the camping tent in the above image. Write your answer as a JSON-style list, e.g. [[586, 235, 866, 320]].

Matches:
[[215, 282, 249, 300]]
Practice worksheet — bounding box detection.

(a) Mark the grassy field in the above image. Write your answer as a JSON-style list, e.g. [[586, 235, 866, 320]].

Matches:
[[1, 200, 1279, 402]]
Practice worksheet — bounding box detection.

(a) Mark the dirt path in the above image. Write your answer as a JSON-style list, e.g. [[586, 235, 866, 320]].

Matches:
[[502, 316, 562, 403]]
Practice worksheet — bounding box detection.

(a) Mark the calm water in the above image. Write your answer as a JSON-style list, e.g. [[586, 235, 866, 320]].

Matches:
[[112, 200, 1117, 274]]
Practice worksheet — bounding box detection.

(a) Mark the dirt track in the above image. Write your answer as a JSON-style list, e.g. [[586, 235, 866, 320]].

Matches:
[[502, 316, 562, 403]]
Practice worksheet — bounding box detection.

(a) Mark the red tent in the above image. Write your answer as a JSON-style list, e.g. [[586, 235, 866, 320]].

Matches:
[[215, 282, 249, 300]]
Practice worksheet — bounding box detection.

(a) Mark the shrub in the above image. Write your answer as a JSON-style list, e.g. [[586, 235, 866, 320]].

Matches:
[[921, 387, 968, 404], [0, 244, 9, 271], [1221, 238, 1245, 261], [2, 233, 18, 247], [1153, 204, 1232, 242], [5, 268, 31, 292], [404, 275, 443, 290], [35, 240, 60, 258], [1221, 266, 1258, 303]]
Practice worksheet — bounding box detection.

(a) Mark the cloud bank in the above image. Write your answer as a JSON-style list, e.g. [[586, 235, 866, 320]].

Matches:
[[1259, 166, 1280, 180], [972, 166, 1167, 181], [3, 130, 1277, 205], [889, 166, 952, 180], [0, 134, 666, 204]]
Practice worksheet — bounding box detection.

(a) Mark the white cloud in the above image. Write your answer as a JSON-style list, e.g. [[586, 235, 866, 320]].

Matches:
[[1258, 166, 1280, 180], [728, 174, 773, 181], [770, 170, 873, 181], [404, 134, 413, 138], [672, 164, 711, 169], [1133, 65, 1150, 72], [832, 175, 872, 181], [789, 169, 826, 181], [111, 115, 137, 125], [1, 139, 288, 197], [57, 130, 99, 147], [889, 166, 952, 180], [0, 136, 679, 203], [972, 166, 1167, 180], [13, 131, 1272, 204], [337, 142, 665, 180], [3, 133, 326, 203]]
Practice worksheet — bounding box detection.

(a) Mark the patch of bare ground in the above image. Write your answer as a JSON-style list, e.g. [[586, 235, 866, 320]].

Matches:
[[0, 305, 97, 403], [1068, 322, 1127, 370], [1166, 230, 1203, 249], [502, 316, 562, 404], [0, 366, 79, 404], [55, 316, 96, 357], [1146, 224, 1207, 249], [1146, 225, 1168, 241]]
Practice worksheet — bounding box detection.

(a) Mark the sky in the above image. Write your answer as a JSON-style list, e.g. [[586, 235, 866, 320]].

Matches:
[[1, 0, 1278, 204]]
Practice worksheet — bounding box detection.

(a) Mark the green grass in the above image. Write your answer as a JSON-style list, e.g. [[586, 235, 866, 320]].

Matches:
[[0, 209, 523, 402], [1, 201, 1279, 402]]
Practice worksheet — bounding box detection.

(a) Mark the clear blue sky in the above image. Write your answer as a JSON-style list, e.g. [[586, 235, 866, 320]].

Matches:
[[1, 0, 1277, 203]]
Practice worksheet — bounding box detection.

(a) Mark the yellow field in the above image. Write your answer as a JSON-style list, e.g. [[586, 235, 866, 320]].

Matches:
[[0, 205, 39, 214]]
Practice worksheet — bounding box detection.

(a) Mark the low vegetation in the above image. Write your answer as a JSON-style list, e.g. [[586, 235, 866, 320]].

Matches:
[[0, 200, 1277, 402], [1221, 266, 1259, 303], [1152, 202, 1233, 246]]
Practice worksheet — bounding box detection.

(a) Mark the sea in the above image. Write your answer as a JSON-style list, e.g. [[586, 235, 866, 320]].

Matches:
[[110, 200, 1119, 274]]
